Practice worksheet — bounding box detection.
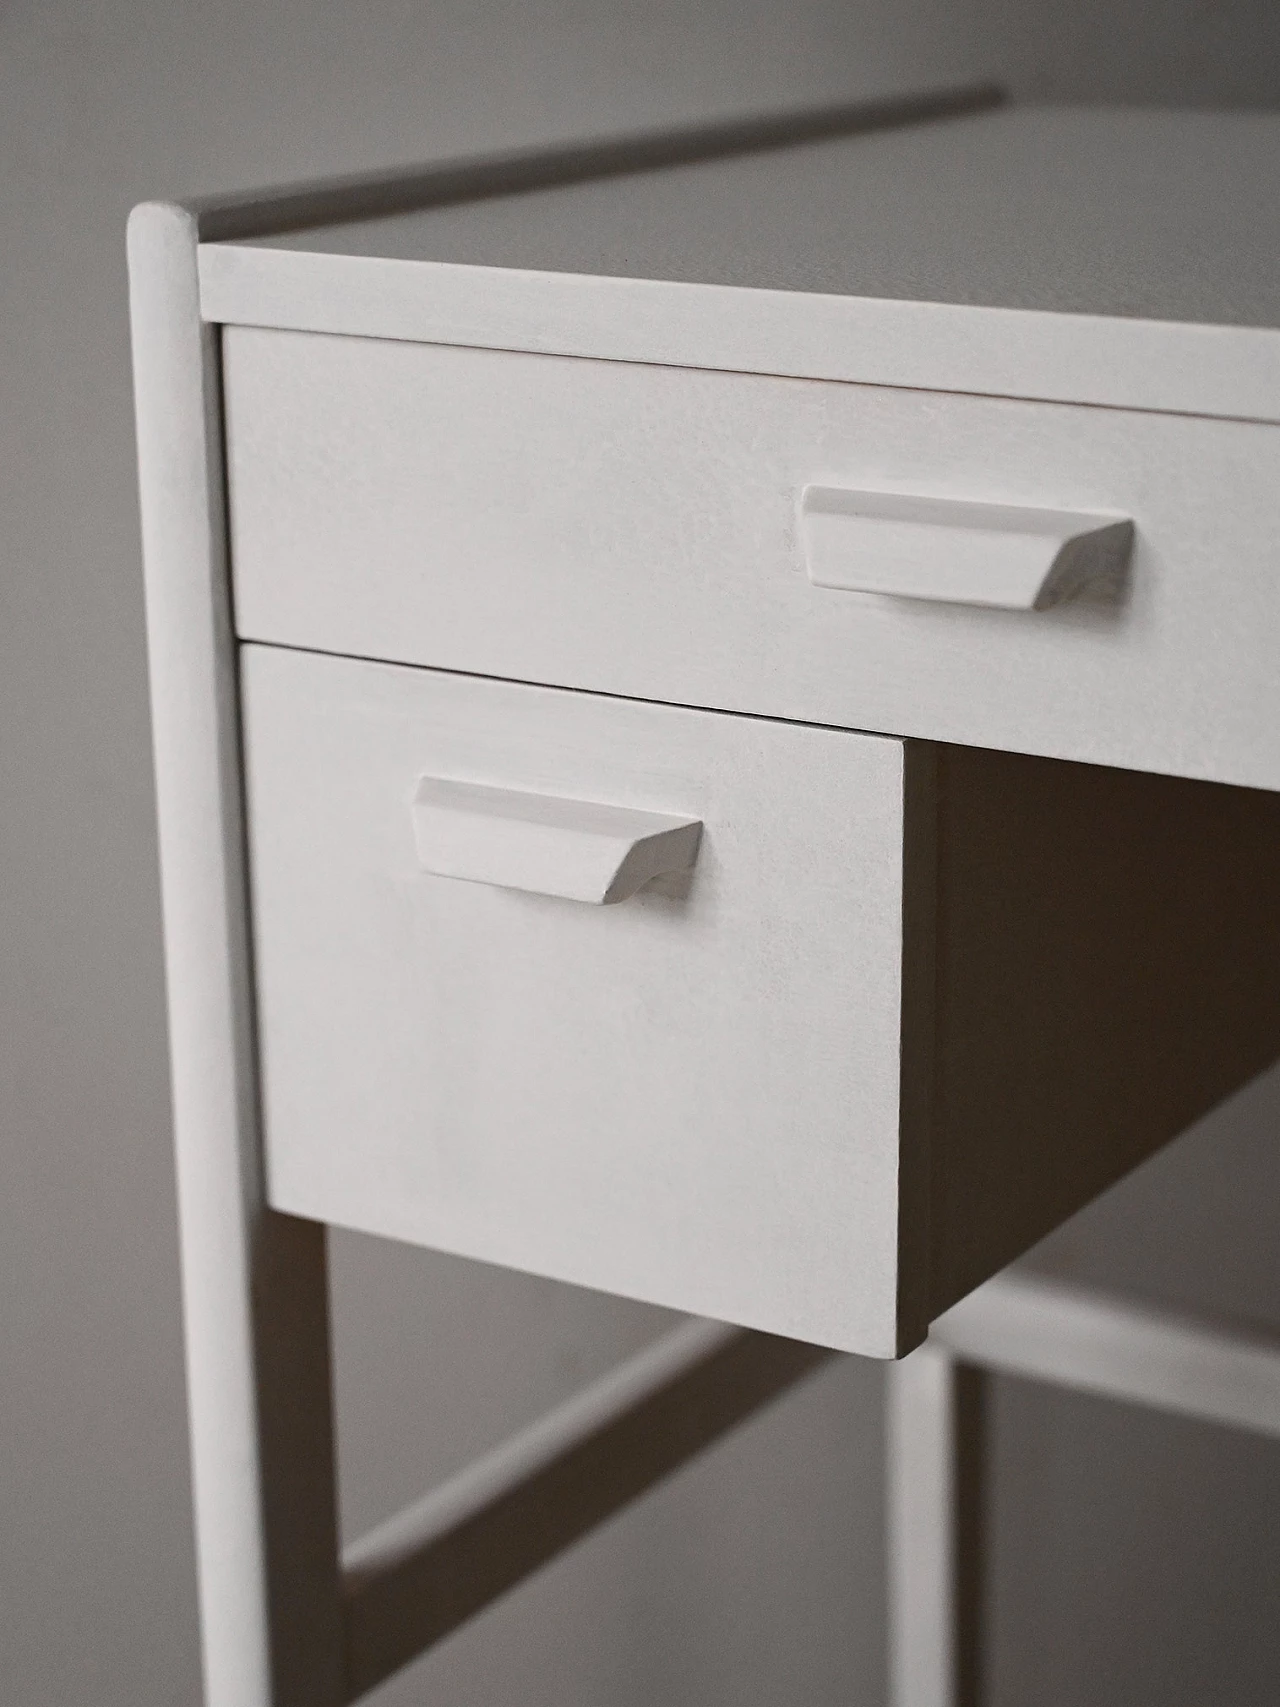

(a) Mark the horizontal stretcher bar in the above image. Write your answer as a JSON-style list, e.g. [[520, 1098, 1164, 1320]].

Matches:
[[933, 1272, 1280, 1440], [338, 1271, 1280, 1700], [339, 1316, 834, 1698]]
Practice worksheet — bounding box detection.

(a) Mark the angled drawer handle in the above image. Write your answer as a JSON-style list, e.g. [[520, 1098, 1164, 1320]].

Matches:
[[800, 486, 1135, 611], [412, 778, 702, 905]]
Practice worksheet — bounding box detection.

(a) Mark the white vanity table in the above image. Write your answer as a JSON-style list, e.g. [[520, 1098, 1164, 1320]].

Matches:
[[129, 88, 1280, 1707]]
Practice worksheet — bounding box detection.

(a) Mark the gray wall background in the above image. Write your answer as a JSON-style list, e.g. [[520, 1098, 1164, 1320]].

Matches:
[[2, 4, 1278, 1703]]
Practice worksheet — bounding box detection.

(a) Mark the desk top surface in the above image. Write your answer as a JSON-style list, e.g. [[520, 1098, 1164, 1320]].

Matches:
[[247, 107, 1280, 330]]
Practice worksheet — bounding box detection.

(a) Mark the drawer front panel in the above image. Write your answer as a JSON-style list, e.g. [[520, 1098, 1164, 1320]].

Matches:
[[242, 644, 925, 1355], [225, 328, 1280, 791]]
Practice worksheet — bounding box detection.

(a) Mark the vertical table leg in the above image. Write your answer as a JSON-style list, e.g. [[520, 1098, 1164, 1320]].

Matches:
[[886, 1345, 987, 1707], [128, 200, 346, 1707]]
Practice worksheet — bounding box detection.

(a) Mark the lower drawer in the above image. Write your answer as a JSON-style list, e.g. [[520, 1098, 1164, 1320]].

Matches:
[[242, 646, 1280, 1355]]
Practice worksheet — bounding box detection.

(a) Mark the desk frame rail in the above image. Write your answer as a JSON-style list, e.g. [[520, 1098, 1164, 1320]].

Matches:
[[340, 1317, 831, 1698], [888, 1272, 1280, 1707]]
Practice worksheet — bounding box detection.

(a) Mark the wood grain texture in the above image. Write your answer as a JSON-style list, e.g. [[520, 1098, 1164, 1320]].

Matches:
[[127, 205, 344, 1707], [929, 746, 1280, 1314], [222, 330, 1280, 791]]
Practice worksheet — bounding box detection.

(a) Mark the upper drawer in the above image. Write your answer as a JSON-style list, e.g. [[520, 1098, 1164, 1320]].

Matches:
[[224, 327, 1280, 791]]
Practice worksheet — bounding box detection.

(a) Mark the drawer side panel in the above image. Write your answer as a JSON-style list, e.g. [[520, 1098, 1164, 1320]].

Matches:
[[931, 748, 1280, 1312]]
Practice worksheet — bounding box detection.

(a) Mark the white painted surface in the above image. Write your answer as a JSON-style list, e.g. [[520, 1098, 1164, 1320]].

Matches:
[[199, 107, 1280, 425], [241, 644, 915, 1356], [935, 1273, 1280, 1442], [885, 1272, 1280, 1707], [190, 85, 998, 245], [244, 109, 1280, 329], [39, 6, 1280, 1707], [200, 243, 1280, 426], [127, 202, 282, 1707], [887, 1346, 960, 1707], [801, 487, 1133, 610], [19, 5, 970, 1703], [225, 329, 1280, 790], [127, 207, 344, 1707], [343, 1319, 745, 1588], [341, 1318, 832, 1694], [411, 778, 701, 905]]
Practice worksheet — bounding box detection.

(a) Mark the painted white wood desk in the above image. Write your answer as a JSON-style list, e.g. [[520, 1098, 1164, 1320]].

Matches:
[[129, 90, 1280, 1707]]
